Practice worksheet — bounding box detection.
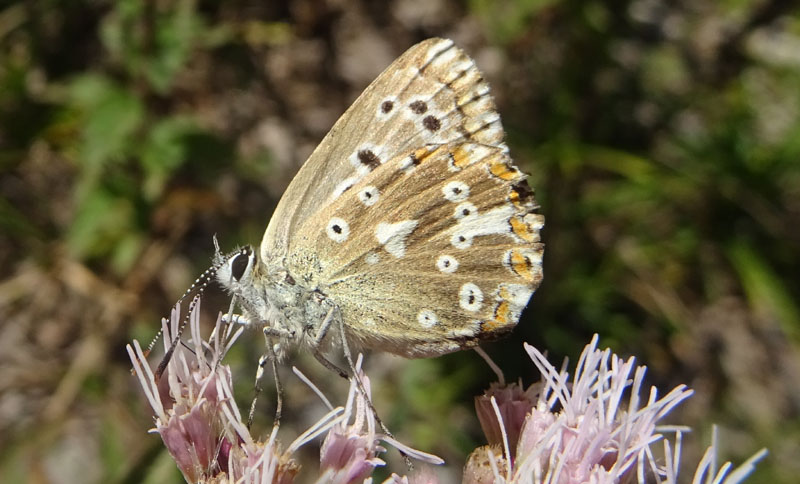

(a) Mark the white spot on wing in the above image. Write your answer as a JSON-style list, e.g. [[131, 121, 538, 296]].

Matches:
[[474, 82, 490, 97], [399, 154, 417, 174], [358, 186, 380, 206], [375, 220, 418, 258], [417, 309, 439, 328], [465, 113, 503, 143], [449, 205, 516, 249], [405, 66, 421, 79], [326, 217, 349, 243], [481, 124, 504, 144], [443, 181, 469, 202], [459, 283, 484, 312], [530, 214, 545, 231], [365, 252, 380, 265], [451, 233, 472, 249], [503, 283, 533, 309], [454, 202, 477, 220], [436, 255, 458, 273], [441, 59, 475, 84]]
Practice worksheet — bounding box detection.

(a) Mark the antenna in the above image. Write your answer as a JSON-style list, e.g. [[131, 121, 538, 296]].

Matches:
[[145, 262, 220, 357], [155, 292, 203, 380], [146, 237, 230, 376]]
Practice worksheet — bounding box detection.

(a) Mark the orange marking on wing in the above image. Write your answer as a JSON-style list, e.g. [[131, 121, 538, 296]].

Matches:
[[510, 216, 535, 242], [451, 145, 472, 169], [483, 288, 515, 331], [414, 146, 436, 162], [509, 249, 534, 281], [489, 160, 520, 181]]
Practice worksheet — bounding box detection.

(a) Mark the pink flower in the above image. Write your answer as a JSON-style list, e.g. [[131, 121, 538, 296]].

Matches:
[[127, 299, 299, 483], [129, 302, 765, 483], [474, 381, 538, 458], [467, 335, 767, 484], [317, 354, 444, 484], [128, 299, 442, 483]]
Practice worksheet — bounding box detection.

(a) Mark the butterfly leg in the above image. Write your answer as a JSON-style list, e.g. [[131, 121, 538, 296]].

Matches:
[[309, 307, 408, 466], [313, 305, 336, 347], [309, 307, 349, 378], [333, 314, 414, 470], [221, 313, 251, 325], [247, 327, 285, 433]]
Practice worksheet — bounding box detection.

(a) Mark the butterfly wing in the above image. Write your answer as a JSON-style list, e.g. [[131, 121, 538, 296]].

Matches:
[[261, 38, 506, 262], [261, 38, 543, 357], [288, 143, 543, 357]]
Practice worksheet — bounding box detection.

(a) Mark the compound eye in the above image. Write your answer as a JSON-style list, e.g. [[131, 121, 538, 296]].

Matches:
[[231, 250, 250, 281]]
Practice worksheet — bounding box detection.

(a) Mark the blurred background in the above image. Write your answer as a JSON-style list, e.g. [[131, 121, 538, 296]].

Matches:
[[1, 0, 799, 482]]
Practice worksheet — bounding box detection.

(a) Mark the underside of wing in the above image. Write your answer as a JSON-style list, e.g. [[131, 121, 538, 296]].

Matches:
[[289, 143, 544, 358], [261, 38, 507, 263]]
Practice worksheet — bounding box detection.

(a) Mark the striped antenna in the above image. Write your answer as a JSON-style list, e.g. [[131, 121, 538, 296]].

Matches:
[[146, 251, 224, 359], [155, 292, 204, 380]]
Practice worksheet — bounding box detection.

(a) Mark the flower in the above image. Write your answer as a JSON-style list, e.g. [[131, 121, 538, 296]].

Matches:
[[474, 381, 538, 458], [127, 298, 299, 483], [128, 299, 443, 483], [466, 335, 768, 484], [316, 354, 445, 484], [129, 302, 765, 483]]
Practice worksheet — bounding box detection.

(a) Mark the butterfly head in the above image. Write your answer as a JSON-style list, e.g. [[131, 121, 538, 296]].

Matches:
[[214, 244, 259, 296], [212, 239, 281, 331]]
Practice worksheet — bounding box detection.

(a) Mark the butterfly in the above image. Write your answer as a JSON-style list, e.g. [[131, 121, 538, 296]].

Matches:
[[214, 38, 544, 360]]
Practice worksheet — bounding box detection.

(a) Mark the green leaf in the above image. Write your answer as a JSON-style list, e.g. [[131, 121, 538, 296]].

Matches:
[[139, 116, 198, 200], [66, 186, 140, 270], [68, 74, 144, 170], [99, 0, 204, 92], [146, 0, 204, 92]]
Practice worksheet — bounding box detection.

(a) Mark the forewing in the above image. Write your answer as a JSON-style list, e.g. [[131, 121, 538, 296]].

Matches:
[[260, 38, 506, 262]]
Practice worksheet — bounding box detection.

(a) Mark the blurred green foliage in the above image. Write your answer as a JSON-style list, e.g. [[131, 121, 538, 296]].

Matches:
[[63, 0, 210, 273], [1, 0, 798, 483]]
